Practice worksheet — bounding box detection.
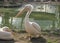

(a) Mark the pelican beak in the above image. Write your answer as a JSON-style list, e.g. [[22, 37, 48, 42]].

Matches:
[[15, 7, 27, 17]]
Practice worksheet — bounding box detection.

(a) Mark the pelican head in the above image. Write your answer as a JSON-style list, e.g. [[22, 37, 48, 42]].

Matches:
[[2, 26, 9, 31], [2, 26, 9, 29], [15, 4, 34, 17], [24, 4, 34, 11]]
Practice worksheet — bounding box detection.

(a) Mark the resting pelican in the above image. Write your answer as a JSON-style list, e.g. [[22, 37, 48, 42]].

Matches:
[[15, 4, 41, 39], [0, 26, 13, 40]]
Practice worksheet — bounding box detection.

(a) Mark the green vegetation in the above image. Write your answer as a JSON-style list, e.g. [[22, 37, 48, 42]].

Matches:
[[0, 7, 60, 29], [0, 8, 60, 20], [30, 12, 56, 20]]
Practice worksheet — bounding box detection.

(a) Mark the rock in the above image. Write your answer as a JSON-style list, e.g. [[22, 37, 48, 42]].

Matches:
[[0, 39, 14, 43], [30, 37, 47, 43]]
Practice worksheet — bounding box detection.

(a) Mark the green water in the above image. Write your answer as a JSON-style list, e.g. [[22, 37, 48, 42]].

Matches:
[[0, 16, 60, 30], [11, 18, 58, 30]]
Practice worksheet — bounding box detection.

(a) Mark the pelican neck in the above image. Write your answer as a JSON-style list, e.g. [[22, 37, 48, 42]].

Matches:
[[25, 11, 31, 21]]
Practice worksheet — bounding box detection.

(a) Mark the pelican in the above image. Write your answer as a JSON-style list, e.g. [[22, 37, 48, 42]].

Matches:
[[15, 4, 41, 39], [0, 26, 13, 40]]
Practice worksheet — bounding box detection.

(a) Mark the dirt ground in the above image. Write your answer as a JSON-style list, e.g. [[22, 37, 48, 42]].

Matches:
[[0, 32, 60, 43]]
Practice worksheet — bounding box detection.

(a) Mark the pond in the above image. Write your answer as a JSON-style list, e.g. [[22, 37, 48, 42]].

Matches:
[[11, 18, 53, 30], [0, 17, 53, 30], [0, 4, 60, 30]]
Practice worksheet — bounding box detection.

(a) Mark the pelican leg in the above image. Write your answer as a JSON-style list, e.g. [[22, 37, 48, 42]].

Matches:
[[23, 34, 31, 40], [27, 34, 31, 40]]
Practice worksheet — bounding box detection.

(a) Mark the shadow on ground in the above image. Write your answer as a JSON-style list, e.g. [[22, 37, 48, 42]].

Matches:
[[30, 37, 47, 43], [0, 39, 14, 43]]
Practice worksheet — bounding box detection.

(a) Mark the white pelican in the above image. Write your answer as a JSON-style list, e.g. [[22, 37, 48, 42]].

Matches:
[[15, 4, 41, 39], [0, 26, 13, 40]]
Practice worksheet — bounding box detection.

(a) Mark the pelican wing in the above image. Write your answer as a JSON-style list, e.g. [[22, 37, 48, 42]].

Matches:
[[32, 22, 41, 32]]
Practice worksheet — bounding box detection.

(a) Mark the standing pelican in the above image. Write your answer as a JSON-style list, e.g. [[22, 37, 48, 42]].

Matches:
[[15, 4, 41, 39]]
